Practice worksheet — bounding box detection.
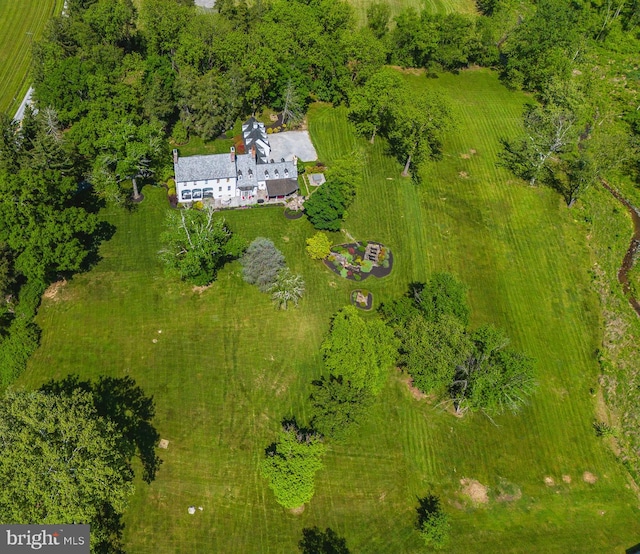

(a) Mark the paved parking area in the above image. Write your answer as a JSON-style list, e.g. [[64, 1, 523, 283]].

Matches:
[[268, 131, 318, 162]]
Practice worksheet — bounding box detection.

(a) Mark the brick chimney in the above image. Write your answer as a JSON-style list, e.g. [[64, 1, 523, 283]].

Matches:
[[251, 145, 256, 161], [230, 146, 235, 162], [172, 149, 179, 164]]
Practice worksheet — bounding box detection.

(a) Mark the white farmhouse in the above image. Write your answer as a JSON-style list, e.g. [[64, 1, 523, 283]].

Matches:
[[173, 118, 298, 207]]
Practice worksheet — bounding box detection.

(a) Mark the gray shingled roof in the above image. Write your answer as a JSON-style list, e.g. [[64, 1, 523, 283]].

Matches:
[[266, 178, 298, 197], [174, 154, 236, 183], [261, 160, 297, 181], [242, 117, 270, 164]]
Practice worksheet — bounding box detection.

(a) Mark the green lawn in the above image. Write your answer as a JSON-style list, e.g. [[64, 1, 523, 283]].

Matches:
[[347, 0, 477, 25], [19, 69, 640, 552], [0, 0, 64, 116]]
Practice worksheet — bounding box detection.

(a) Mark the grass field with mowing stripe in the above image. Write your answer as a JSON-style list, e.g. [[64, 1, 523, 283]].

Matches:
[[20, 69, 640, 552], [347, 0, 477, 24], [0, 0, 63, 116]]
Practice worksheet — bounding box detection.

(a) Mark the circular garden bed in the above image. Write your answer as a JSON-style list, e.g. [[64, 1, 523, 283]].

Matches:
[[351, 289, 373, 310], [284, 208, 304, 220], [323, 242, 393, 281]]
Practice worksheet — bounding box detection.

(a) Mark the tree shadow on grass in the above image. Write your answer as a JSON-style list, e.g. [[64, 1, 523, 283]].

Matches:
[[416, 494, 441, 528], [298, 527, 350, 554], [41, 375, 162, 483]]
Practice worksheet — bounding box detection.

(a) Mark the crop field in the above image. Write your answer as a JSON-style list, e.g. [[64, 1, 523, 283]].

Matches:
[[0, 0, 64, 116], [19, 69, 640, 552], [347, 0, 477, 24]]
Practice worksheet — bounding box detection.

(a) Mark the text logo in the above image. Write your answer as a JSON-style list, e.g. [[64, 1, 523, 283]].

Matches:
[[0, 525, 89, 553]]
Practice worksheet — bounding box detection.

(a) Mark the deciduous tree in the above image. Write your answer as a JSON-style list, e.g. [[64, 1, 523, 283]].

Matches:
[[269, 268, 305, 309], [451, 325, 536, 415], [309, 374, 372, 440], [398, 314, 471, 395], [322, 306, 397, 395], [159, 207, 244, 285], [0, 389, 134, 552], [261, 421, 325, 509]]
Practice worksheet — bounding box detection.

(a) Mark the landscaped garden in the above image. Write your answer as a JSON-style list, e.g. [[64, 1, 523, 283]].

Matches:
[[350, 289, 373, 310], [16, 69, 640, 552], [324, 242, 393, 281]]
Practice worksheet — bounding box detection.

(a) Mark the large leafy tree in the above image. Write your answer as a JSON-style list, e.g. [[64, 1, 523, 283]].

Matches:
[[92, 119, 165, 202], [348, 67, 402, 144], [451, 325, 536, 415], [398, 314, 472, 395], [261, 422, 326, 510], [0, 114, 98, 283], [499, 103, 578, 187], [387, 89, 453, 176], [159, 207, 245, 285], [322, 306, 397, 395], [304, 156, 360, 231], [0, 389, 134, 552], [309, 374, 373, 440]]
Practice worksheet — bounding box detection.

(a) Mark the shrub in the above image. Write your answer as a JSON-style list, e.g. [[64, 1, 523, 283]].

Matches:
[[361, 260, 373, 273], [416, 495, 450, 550], [267, 128, 273, 134], [306, 232, 332, 260]]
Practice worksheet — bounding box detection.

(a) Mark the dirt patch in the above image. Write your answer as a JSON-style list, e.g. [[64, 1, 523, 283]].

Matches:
[[460, 478, 489, 504], [159, 439, 169, 449], [399, 372, 427, 400], [562, 475, 572, 483], [583, 471, 598, 484], [469, 149, 477, 155], [289, 505, 305, 515], [192, 284, 211, 294], [388, 65, 425, 76], [43, 279, 67, 300], [460, 153, 471, 159], [459, 171, 469, 178], [544, 476, 555, 486]]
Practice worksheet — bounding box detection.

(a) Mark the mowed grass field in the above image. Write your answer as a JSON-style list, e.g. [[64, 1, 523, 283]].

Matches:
[[19, 69, 640, 552], [0, 0, 63, 116], [347, 0, 477, 24]]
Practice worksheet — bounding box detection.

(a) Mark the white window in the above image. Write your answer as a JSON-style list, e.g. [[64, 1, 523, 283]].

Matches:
[[227, 186, 231, 191], [218, 186, 222, 192]]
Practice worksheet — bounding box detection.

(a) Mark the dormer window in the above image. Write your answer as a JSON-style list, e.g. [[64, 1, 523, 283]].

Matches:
[[274, 169, 279, 177], [237, 171, 242, 180], [248, 169, 253, 179], [264, 170, 269, 179], [284, 169, 289, 177]]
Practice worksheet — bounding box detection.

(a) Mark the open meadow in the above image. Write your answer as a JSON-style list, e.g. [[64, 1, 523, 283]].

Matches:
[[19, 69, 640, 552], [0, 0, 63, 116], [347, 0, 477, 24]]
